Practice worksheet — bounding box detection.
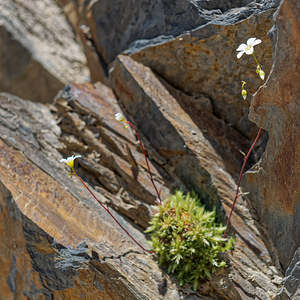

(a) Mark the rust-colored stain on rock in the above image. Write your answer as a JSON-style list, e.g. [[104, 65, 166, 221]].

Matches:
[[247, 0, 300, 268]]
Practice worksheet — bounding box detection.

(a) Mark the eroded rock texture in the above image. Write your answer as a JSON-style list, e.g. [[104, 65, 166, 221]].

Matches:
[[110, 54, 283, 299], [0, 93, 180, 299], [245, 0, 300, 270], [0, 0, 90, 103], [1, 0, 299, 299], [0, 88, 282, 299], [276, 248, 300, 299], [57, 0, 278, 139]]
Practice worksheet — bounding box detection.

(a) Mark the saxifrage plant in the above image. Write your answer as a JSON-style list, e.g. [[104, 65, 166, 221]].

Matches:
[[145, 191, 234, 291]]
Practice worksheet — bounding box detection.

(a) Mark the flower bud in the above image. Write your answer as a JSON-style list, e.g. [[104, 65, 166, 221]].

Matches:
[[256, 65, 265, 80], [242, 89, 247, 100], [259, 69, 265, 80]]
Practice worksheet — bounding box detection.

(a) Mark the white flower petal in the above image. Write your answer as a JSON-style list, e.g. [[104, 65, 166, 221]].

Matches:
[[236, 43, 247, 51], [115, 112, 124, 121], [252, 39, 261, 46], [237, 51, 245, 59], [247, 37, 257, 46], [60, 155, 81, 167]]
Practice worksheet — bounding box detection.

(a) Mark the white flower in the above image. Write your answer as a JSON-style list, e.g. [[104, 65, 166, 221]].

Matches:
[[115, 112, 124, 122], [236, 38, 261, 59], [60, 155, 81, 168]]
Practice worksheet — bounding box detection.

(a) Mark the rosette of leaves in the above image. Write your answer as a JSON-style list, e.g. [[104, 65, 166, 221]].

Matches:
[[145, 191, 234, 291]]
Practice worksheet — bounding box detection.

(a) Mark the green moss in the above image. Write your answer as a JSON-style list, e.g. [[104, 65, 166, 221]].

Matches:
[[145, 191, 234, 291]]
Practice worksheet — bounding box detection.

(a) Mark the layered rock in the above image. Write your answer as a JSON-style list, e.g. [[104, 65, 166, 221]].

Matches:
[[245, 0, 300, 269], [110, 55, 283, 299], [61, 0, 279, 140], [0, 93, 179, 299], [1, 0, 298, 298], [0, 0, 90, 103], [0, 87, 283, 299], [276, 247, 300, 299]]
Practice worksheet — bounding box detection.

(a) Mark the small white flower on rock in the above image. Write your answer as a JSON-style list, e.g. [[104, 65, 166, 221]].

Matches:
[[115, 112, 124, 122], [60, 155, 81, 168], [115, 112, 128, 129], [236, 37, 261, 59]]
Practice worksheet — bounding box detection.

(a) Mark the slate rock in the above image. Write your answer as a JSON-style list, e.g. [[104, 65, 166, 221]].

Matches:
[[276, 248, 300, 300], [78, 0, 279, 66], [0, 87, 283, 299], [110, 54, 283, 299], [0, 0, 90, 103], [245, 0, 300, 269], [70, 0, 279, 141], [0, 92, 180, 299]]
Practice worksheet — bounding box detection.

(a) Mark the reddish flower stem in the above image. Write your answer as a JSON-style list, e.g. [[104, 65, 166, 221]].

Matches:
[[223, 128, 262, 239], [72, 168, 154, 254], [126, 121, 162, 204]]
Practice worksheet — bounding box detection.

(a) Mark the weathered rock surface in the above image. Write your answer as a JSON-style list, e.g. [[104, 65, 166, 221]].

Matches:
[[1, 0, 299, 298], [54, 82, 173, 228], [0, 0, 90, 103], [64, 0, 279, 140], [0, 93, 179, 299], [110, 54, 283, 299], [71, 0, 278, 66], [0, 88, 282, 299], [0, 181, 44, 299], [0, 179, 146, 300], [276, 248, 300, 299], [245, 0, 300, 270]]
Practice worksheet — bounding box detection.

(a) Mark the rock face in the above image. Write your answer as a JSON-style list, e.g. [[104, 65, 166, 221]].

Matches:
[[0, 181, 44, 299], [0, 89, 283, 299], [0, 93, 180, 299], [0, 0, 90, 103], [1, 0, 299, 298], [110, 55, 283, 299], [276, 248, 300, 299], [245, 0, 300, 270], [65, 0, 278, 139]]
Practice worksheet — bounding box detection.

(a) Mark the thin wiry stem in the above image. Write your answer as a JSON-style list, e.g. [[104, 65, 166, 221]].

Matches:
[[126, 121, 162, 204], [252, 53, 261, 68], [223, 128, 262, 239], [71, 167, 154, 254]]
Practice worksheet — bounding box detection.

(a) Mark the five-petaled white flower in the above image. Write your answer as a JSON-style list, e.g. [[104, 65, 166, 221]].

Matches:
[[115, 112, 128, 129], [236, 37, 261, 59], [115, 112, 124, 122], [60, 155, 81, 168]]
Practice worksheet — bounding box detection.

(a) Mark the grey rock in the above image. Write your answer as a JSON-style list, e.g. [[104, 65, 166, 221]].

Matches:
[[276, 248, 300, 300], [83, 0, 279, 65], [245, 0, 300, 269], [110, 54, 282, 299], [74, 0, 279, 141], [0, 0, 90, 103]]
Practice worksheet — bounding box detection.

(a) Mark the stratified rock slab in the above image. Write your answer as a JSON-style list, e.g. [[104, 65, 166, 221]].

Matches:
[[68, 0, 278, 140], [0, 93, 180, 299], [110, 54, 282, 299], [276, 247, 300, 299], [246, 0, 300, 270], [0, 0, 90, 102]]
